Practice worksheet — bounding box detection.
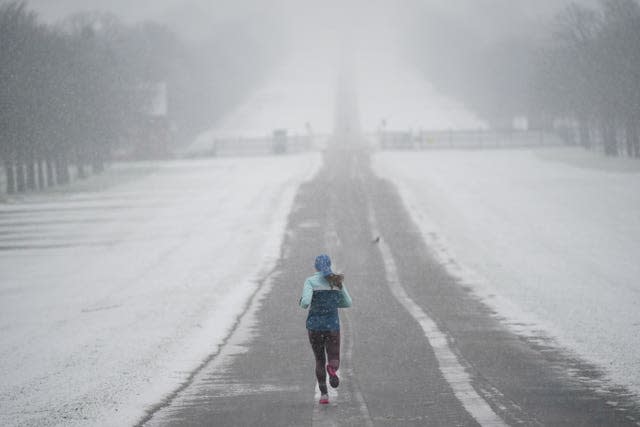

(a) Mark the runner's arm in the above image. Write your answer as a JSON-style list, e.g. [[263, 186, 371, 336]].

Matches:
[[299, 279, 313, 309], [339, 285, 352, 308]]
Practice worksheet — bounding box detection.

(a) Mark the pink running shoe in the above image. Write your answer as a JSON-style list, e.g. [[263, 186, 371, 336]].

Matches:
[[327, 365, 339, 388], [319, 394, 329, 405]]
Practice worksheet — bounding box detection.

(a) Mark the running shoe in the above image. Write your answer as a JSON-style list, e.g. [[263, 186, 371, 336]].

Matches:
[[327, 365, 339, 388], [319, 394, 329, 405]]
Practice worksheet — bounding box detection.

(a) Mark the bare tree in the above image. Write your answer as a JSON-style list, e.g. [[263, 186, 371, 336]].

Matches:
[[598, 0, 640, 156]]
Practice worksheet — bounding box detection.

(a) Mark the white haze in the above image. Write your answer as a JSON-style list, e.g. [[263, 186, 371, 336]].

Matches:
[[6, 0, 637, 425], [26, 0, 589, 134]]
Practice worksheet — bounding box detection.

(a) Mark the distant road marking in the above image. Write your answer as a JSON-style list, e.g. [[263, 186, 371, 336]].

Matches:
[[367, 205, 507, 427]]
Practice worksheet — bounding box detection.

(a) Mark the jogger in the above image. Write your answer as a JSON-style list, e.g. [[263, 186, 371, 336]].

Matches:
[[300, 254, 352, 404]]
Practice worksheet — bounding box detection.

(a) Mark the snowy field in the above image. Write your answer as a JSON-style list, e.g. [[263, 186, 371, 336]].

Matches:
[[373, 147, 640, 397], [0, 154, 320, 426]]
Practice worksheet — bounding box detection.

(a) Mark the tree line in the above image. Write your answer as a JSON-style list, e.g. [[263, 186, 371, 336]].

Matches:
[[0, 1, 282, 194], [408, 0, 640, 157], [534, 0, 640, 156]]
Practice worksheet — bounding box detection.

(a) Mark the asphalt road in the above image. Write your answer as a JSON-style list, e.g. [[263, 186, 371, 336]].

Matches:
[[140, 144, 640, 427]]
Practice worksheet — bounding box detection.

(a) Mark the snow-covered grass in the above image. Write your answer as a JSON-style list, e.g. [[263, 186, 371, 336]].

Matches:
[[0, 154, 321, 426], [373, 147, 640, 398]]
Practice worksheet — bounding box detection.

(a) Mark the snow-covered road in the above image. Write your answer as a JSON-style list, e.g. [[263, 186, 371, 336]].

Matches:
[[0, 155, 320, 426], [373, 147, 640, 398]]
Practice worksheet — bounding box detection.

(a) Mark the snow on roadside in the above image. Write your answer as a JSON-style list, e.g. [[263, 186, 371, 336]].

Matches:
[[372, 147, 640, 398], [0, 154, 321, 426]]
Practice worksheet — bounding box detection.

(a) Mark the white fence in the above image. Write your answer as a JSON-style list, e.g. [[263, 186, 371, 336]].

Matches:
[[182, 134, 323, 158], [376, 129, 566, 150]]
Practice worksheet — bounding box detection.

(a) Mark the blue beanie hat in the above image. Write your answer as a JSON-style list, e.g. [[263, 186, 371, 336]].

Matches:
[[314, 254, 333, 277]]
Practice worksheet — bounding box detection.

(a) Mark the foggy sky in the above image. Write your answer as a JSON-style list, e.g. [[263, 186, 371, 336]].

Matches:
[[27, 0, 589, 45], [24, 0, 600, 133], [28, 0, 282, 41]]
